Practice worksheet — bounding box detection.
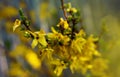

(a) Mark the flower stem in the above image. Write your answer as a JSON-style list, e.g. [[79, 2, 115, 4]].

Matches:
[[60, 0, 67, 20], [71, 19, 76, 40], [19, 8, 32, 31]]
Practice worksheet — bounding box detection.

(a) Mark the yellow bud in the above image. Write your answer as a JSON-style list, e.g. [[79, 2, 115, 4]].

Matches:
[[71, 8, 77, 13], [13, 19, 21, 32]]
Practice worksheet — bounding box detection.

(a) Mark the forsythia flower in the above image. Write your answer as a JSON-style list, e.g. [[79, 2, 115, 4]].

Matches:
[[70, 56, 78, 73], [25, 51, 41, 69], [84, 35, 101, 57], [13, 19, 21, 32], [67, 8, 77, 13], [49, 27, 64, 40], [70, 56, 92, 74], [48, 27, 70, 45], [9, 63, 29, 77], [54, 63, 67, 76], [66, 3, 77, 13], [71, 37, 86, 53], [76, 29, 86, 37], [57, 18, 69, 29], [91, 58, 108, 76], [29, 30, 47, 48], [51, 59, 67, 76]]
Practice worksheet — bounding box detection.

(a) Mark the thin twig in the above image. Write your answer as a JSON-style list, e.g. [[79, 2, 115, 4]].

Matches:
[[19, 8, 32, 31], [60, 0, 67, 19], [22, 20, 31, 31], [71, 19, 76, 40]]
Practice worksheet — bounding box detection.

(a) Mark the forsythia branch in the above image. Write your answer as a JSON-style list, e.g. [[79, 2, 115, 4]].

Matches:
[[60, 0, 68, 20]]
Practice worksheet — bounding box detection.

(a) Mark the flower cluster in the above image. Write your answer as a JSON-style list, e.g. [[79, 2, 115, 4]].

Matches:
[[12, 2, 108, 77]]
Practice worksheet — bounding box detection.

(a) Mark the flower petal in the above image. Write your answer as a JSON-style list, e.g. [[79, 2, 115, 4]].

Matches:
[[13, 19, 21, 32], [31, 39, 38, 48]]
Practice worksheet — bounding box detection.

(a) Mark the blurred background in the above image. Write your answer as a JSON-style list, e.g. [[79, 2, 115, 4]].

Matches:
[[0, 0, 120, 77]]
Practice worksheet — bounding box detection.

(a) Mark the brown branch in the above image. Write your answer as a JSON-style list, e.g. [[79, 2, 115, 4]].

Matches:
[[22, 20, 31, 31], [60, 0, 67, 19], [71, 19, 76, 40]]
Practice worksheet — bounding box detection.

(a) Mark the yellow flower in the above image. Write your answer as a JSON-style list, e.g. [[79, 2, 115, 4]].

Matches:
[[30, 30, 47, 48], [70, 56, 77, 73], [31, 39, 38, 48], [25, 51, 41, 69], [71, 37, 86, 53], [67, 2, 72, 8], [49, 27, 70, 45], [13, 19, 21, 32], [57, 18, 69, 29], [91, 58, 108, 76], [9, 44, 28, 57], [86, 35, 101, 57], [70, 56, 92, 74], [54, 64, 66, 76], [49, 27, 63, 38], [67, 8, 77, 13], [66, 3, 77, 13], [52, 60, 67, 76], [9, 63, 29, 77], [51, 27, 58, 34], [76, 29, 86, 37], [49, 27, 63, 39], [71, 8, 77, 13], [70, 29, 87, 53], [0, 6, 18, 19]]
